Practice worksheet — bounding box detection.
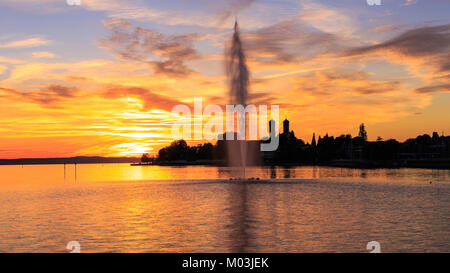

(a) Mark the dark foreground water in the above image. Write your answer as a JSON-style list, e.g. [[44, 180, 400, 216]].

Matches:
[[0, 164, 449, 252]]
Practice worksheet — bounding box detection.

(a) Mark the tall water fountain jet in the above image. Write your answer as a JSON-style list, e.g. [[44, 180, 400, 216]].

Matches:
[[226, 21, 251, 178], [228, 21, 249, 107]]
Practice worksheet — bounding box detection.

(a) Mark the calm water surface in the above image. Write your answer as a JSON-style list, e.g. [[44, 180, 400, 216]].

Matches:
[[0, 164, 449, 252]]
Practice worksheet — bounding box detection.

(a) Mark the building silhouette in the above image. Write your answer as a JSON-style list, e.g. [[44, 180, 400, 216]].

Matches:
[[154, 117, 450, 169], [283, 118, 289, 135]]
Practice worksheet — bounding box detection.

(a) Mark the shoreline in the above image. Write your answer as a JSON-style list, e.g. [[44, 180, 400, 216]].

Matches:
[[132, 159, 450, 170], [1, 158, 448, 170], [0, 156, 139, 166]]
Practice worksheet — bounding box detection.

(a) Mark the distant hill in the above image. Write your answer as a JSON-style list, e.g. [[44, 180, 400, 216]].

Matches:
[[0, 156, 140, 165]]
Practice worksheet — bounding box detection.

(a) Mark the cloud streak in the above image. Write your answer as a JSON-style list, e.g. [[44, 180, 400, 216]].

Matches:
[[415, 84, 450, 94], [0, 37, 51, 48], [32, 51, 56, 59], [0, 84, 78, 107], [242, 19, 340, 65], [343, 24, 450, 77], [344, 24, 450, 58], [100, 19, 199, 77], [294, 69, 403, 97], [103, 86, 188, 112]]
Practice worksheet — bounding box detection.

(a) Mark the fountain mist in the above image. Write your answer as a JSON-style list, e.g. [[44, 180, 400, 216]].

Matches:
[[226, 21, 252, 177], [228, 21, 249, 106]]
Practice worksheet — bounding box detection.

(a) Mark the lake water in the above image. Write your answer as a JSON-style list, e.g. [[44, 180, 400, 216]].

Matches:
[[0, 164, 449, 253]]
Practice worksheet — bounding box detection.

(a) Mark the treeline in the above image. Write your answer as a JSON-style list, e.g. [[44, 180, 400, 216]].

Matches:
[[157, 140, 215, 161], [267, 130, 450, 166], [144, 129, 450, 168]]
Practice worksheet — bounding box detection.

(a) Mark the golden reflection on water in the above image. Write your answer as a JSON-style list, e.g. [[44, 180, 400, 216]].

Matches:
[[0, 164, 449, 252]]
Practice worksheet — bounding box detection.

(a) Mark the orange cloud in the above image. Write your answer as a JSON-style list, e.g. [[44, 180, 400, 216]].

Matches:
[[0, 37, 51, 48], [103, 86, 189, 112], [100, 19, 200, 77], [415, 84, 450, 94], [32, 51, 56, 59], [0, 84, 78, 107]]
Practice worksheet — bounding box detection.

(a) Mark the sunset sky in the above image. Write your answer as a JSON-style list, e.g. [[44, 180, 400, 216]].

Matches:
[[0, 0, 449, 158]]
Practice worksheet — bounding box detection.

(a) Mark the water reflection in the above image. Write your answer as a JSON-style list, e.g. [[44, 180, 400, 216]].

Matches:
[[361, 169, 367, 179], [2, 164, 450, 189], [0, 164, 449, 252], [283, 167, 292, 179], [270, 166, 276, 179], [226, 183, 250, 252], [312, 166, 318, 179]]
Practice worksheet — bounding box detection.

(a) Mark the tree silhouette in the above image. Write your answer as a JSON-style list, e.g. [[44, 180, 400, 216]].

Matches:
[[153, 122, 449, 167], [141, 153, 150, 163]]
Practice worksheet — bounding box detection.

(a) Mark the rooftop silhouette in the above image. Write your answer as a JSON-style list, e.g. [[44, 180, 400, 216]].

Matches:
[[150, 119, 450, 169]]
